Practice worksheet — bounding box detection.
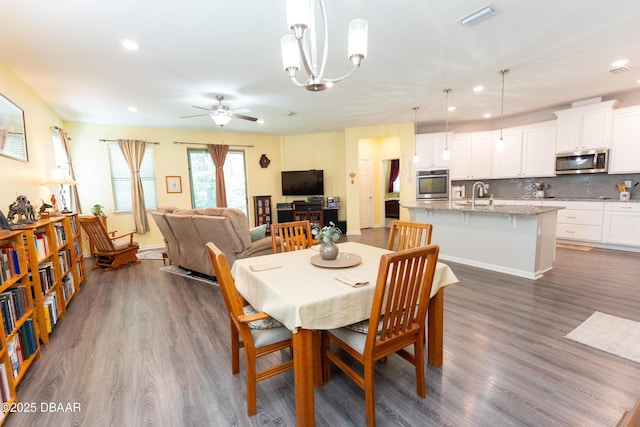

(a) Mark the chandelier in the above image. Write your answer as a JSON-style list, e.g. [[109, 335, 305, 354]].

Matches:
[[280, 0, 368, 91]]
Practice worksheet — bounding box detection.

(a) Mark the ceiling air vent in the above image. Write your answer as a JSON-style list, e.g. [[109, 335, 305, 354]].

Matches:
[[609, 65, 630, 74]]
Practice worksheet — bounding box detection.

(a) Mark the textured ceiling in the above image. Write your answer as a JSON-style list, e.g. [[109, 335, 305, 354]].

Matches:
[[1, 0, 640, 135]]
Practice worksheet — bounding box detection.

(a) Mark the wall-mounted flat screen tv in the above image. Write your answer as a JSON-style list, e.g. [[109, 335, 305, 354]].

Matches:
[[281, 170, 324, 196]]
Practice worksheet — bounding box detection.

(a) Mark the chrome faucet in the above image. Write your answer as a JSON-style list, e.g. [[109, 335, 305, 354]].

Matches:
[[472, 181, 488, 208]]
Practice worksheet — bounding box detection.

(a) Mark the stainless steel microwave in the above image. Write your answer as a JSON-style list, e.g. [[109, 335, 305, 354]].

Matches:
[[416, 169, 449, 200], [555, 149, 608, 175]]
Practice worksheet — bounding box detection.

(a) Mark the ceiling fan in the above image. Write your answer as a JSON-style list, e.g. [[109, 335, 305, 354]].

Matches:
[[181, 95, 258, 127]]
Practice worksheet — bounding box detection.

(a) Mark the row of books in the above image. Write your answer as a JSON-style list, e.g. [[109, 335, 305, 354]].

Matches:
[[53, 223, 67, 247], [58, 248, 72, 274], [61, 272, 75, 303], [36, 262, 56, 296], [0, 285, 30, 336], [69, 216, 78, 236], [0, 245, 21, 284], [7, 319, 38, 379], [33, 232, 50, 261], [0, 364, 11, 404], [43, 291, 59, 333]]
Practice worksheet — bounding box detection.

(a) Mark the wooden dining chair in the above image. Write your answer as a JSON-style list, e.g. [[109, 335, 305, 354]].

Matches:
[[78, 215, 140, 271], [270, 220, 314, 253], [387, 220, 433, 251], [321, 244, 440, 426], [205, 242, 293, 416]]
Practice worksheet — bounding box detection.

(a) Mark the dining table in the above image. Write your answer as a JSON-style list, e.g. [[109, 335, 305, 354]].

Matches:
[[230, 241, 458, 427]]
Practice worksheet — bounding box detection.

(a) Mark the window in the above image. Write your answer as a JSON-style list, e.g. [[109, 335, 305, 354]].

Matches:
[[108, 144, 158, 212], [187, 149, 248, 215], [50, 130, 74, 210]]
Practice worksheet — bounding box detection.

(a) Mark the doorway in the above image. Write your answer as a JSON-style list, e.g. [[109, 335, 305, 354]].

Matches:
[[359, 158, 374, 229]]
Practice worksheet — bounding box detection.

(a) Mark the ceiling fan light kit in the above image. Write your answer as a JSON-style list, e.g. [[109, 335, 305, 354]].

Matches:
[[281, 0, 368, 91], [182, 95, 258, 128]]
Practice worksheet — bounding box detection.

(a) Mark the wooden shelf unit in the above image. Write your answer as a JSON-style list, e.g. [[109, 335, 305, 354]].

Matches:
[[0, 229, 41, 422], [17, 214, 85, 345], [253, 195, 272, 235], [276, 202, 339, 230]]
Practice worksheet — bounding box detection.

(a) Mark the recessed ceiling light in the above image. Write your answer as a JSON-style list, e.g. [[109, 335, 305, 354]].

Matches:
[[121, 39, 139, 51], [128, 106, 138, 113], [448, 106, 456, 112], [257, 119, 265, 124], [473, 85, 484, 92], [611, 59, 629, 68], [483, 113, 492, 118]]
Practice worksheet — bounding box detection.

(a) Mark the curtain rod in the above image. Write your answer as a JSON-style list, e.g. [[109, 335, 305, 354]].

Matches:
[[99, 139, 160, 145], [173, 141, 254, 148]]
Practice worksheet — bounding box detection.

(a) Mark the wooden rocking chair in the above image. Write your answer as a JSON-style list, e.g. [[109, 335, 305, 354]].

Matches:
[[78, 215, 140, 271]]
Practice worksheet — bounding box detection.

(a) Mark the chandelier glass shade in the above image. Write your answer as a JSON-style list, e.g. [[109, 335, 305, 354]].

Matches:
[[281, 0, 368, 91]]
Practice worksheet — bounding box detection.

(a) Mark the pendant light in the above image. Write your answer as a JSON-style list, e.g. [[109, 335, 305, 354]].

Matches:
[[442, 88, 451, 161], [496, 69, 509, 152], [412, 106, 420, 164]]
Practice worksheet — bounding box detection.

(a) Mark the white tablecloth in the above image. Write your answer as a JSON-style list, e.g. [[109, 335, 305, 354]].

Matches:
[[230, 241, 458, 332]]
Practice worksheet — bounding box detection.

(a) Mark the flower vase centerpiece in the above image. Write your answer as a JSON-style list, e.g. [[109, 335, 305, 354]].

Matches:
[[312, 221, 342, 260]]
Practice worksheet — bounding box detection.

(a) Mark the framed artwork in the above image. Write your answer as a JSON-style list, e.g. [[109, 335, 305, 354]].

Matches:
[[166, 176, 182, 193], [0, 92, 28, 161]]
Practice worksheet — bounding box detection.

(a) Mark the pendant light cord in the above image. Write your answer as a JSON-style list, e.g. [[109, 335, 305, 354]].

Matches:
[[499, 69, 508, 139], [444, 88, 451, 149]]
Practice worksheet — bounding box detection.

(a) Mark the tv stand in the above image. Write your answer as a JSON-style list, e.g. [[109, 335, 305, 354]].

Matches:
[[276, 201, 338, 229]]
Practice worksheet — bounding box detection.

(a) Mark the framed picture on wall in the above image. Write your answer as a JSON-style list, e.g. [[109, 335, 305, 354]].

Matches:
[[166, 176, 182, 193]]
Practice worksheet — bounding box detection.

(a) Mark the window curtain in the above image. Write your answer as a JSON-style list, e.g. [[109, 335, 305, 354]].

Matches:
[[388, 159, 400, 192], [207, 144, 229, 207], [117, 139, 150, 233], [57, 128, 82, 213]]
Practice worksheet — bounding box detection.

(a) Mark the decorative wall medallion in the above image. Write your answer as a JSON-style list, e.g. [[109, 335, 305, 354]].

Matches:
[[260, 154, 271, 168]]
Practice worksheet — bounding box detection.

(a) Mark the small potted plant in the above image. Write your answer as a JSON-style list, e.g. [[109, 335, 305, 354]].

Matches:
[[312, 221, 342, 260], [92, 204, 107, 219]]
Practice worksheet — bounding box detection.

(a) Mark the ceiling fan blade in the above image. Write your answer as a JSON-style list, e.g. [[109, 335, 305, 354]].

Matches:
[[230, 107, 251, 114], [229, 112, 258, 122], [181, 113, 211, 118], [192, 105, 212, 111]]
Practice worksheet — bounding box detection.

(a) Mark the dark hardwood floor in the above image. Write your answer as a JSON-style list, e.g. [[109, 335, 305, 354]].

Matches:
[[6, 228, 640, 426]]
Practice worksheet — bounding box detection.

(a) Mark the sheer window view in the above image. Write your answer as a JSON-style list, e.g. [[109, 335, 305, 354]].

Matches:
[[107, 144, 158, 212], [188, 149, 248, 215]]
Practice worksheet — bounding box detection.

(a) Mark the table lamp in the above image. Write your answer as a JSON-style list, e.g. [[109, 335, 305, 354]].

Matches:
[[46, 167, 77, 214]]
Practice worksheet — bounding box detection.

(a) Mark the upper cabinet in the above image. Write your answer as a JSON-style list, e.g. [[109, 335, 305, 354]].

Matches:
[[554, 100, 619, 152], [609, 105, 640, 174], [521, 121, 557, 177], [450, 131, 493, 180], [415, 133, 451, 169], [491, 121, 557, 179]]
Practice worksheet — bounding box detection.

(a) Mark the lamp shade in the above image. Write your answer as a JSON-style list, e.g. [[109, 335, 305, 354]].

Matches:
[[211, 114, 232, 127], [348, 19, 368, 59], [46, 167, 77, 185]]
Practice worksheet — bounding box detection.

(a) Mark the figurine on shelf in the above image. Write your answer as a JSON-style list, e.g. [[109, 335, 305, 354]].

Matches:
[[50, 194, 59, 213], [7, 194, 36, 224], [38, 199, 53, 218]]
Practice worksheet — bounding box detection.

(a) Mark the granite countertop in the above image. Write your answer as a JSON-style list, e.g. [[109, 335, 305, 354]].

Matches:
[[404, 201, 564, 215], [490, 197, 640, 203]]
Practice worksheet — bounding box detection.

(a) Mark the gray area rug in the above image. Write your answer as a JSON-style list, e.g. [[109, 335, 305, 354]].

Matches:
[[137, 250, 166, 260], [565, 311, 640, 364], [160, 265, 218, 286]]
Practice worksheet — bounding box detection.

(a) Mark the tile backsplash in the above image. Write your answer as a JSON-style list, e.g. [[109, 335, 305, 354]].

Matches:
[[453, 173, 640, 200]]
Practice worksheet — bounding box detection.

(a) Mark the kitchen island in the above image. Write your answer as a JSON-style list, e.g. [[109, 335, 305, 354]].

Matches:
[[404, 201, 564, 279]]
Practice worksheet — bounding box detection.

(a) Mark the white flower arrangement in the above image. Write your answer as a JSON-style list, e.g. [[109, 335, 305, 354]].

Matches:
[[312, 221, 342, 243]]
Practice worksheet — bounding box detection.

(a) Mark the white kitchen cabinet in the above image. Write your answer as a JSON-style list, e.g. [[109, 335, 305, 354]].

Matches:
[[609, 106, 640, 174], [521, 121, 557, 177], [450, 131, 493, 180], [491, 121, 556, 179], [492, 128, 523, 178], [415, 133, 451, 169], [603, 203, 640, 246], [554, 100, 619, 152], [545, 200, 604, 242]]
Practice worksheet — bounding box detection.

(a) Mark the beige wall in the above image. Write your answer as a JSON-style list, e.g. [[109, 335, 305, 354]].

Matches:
[[0, 63, 63, 209]]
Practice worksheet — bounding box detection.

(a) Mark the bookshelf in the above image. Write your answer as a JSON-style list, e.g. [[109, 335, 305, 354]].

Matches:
[[0, 229, 40, 422], [253, 195, 272, 235], [18, 214, 85, 345]]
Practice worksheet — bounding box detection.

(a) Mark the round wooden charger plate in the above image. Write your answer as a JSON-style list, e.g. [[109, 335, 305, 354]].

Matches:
[[310, 253, 362, 268]]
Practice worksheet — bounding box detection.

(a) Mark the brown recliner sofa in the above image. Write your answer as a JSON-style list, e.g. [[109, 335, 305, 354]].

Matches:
[[151, 207, 273, 277]]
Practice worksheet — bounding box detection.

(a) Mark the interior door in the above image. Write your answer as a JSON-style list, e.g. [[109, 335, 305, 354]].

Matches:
[[359, 158, 374, 229]]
